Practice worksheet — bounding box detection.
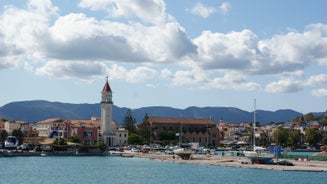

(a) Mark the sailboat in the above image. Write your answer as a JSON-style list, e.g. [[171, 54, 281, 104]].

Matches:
[[244, 99, 274, 164]]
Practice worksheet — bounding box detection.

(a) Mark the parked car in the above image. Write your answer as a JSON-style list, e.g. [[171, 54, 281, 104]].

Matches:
[[140, 147, 150, 153], [131, 148, 139, 152], [276, 160, 294, 166], [34, 145, 53, 152], [18, 143, 32, 152], [165, 149, 174, 155]]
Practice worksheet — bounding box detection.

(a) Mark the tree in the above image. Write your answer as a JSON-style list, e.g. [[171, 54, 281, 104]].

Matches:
[[272, 126, 289, 147], [322, 137, 327, 145], [319, 119, 327, 133], [128, 133, 143, 145], [259, 131, 270, 147], [305, 128, 322, 147], [138, 114, 150, 144], [68, 135, 82, 143], [304, 113, 315, 122], [0, 130, 8, 142], [123, 109, 137, 134], [12, 129, 25, 145], [162, 130, 176, 145], [289, 129, 302, 148]]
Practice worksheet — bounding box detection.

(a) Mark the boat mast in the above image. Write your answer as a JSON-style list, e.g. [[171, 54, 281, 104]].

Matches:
[[253, 98, 256, 151]]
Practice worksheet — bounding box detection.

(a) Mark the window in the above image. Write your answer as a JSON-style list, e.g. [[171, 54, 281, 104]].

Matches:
[[84, 131, 92, 137]]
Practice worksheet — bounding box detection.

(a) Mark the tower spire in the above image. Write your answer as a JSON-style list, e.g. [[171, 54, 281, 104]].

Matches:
[[102, 76, 112, 92]]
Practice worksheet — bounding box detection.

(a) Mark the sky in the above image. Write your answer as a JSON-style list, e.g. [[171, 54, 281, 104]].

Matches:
[[0, 0, 327, 113]]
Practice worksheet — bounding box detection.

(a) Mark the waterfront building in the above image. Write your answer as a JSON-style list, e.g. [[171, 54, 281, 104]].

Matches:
[[0, 119, 5, 131], [114, 128, 128, 146], [4, 120, 28, 135], [146, 117, 219, 147], [34, 118, 66, 137]]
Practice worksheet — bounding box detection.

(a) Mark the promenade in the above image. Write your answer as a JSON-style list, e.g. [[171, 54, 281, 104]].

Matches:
[[123, 151, 327, 172]]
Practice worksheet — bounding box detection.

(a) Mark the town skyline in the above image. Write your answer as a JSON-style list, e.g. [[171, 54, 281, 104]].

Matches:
[[1, 0, 327, 114]]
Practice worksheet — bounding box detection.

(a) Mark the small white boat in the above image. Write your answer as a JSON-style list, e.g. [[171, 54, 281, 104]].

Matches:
[[173, 148, 193, 159], [244, 99, 274, 164], [244, 146, 274, 164]]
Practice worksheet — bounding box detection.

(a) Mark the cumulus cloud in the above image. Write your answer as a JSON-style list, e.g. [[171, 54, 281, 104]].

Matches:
[[79, 0, 167, 25], [311, 88, 327, 97], [1, 1, 327, 94], [209, 74, 260, 90], [187, 3, 216, 18], [192, 23, 327, 77], [265, 79, 303, 93], [108, 64, 158, 83], [35, 61, 108, 80], [305, 74, 327, 86], [193, 29, 258, 70], [44, 13, 196, 63]]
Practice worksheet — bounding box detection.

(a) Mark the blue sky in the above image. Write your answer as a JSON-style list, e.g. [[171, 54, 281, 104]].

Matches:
[[1, 0, 327, 113]]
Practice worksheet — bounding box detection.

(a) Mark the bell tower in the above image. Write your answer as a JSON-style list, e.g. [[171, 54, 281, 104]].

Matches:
[[101, 76, 113, 145]]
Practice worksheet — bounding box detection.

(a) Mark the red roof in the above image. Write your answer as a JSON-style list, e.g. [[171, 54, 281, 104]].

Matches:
[[148, 117, 216, 125], [102, 80, 112, 92]]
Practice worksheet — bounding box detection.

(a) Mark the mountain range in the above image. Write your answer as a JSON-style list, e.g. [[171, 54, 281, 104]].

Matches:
[[0, 100, 315, 124]]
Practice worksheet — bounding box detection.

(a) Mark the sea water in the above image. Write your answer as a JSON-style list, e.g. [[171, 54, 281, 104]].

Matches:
[[1, 156, 326, 184]]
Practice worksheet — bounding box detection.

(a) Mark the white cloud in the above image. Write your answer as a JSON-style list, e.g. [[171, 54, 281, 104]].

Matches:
[[79, 0, 167, 25], [27, 0, 58, 17], [193, 29, 258, 70], [311, 88, 327, 97], [305, 74, 327, 86], [188, 3, 216, 18], [171, 69, 208, 86], [45, 13, 196, 63], [108, 64, 157, 83], [265, 79, 303, 93], [1, 1, 327, 95], [209, 74, 260, 90], [160, 68, 173, 79], [35, 61, 108, 80], [192, 23, 327, 77], [219, 2, 231, 15]]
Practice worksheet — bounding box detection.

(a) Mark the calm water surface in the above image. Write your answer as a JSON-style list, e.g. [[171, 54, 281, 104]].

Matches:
[[1, 156, 326, 184]]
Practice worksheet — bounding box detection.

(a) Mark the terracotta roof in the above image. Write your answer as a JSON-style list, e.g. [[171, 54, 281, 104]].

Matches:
[[148, 117, 216, 125], [68, 119, 117, 127], [102, 80, 112, 92], [69, 119, 101, 127], [35, 118, 64, 124]]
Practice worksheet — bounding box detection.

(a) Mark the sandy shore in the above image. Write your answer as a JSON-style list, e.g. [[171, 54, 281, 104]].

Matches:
[[121, 151, 327, 172]]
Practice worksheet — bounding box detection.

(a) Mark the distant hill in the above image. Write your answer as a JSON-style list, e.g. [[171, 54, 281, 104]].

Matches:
[[0, 100, 306, 124]]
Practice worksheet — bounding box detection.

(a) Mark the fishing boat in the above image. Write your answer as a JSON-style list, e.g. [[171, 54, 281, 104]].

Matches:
[[244, 99, 274, 164]]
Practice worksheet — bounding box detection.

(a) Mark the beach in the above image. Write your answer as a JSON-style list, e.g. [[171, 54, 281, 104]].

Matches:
[[121, 151, 327, 172]]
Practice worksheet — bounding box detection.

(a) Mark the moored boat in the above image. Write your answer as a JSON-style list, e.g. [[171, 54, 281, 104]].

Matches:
[[244, 99, 274, 164], [174, 148, 193, 160]]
